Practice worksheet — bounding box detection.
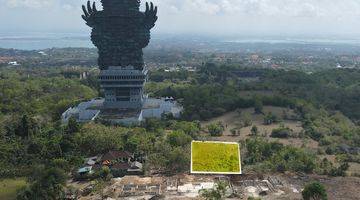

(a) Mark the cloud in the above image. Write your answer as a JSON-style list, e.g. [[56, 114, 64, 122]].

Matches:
[[4, 0, 360, 18], [152, 0, 360, 19], [4, 0, 54, 8], [2, 0, 360, 36], [62, 4, 74, 11]]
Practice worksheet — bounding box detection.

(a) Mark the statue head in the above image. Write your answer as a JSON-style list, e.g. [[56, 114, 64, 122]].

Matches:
[[100, 0, 140, 12]]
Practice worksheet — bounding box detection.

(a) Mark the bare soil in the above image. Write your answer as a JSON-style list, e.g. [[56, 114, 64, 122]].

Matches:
[[201, 106, 319, 150]]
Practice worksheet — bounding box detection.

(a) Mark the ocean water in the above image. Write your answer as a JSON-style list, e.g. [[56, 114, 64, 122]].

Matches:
[[2, 32, 360, 50], [0, 32, 94, 50]]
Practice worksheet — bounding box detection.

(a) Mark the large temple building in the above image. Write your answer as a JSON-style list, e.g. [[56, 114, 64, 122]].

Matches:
[[62, 0, 182, 125]]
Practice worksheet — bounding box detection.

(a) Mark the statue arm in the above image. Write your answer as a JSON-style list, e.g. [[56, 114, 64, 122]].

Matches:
[[82, 1, 98, 27], [144, 2, 158, 29]]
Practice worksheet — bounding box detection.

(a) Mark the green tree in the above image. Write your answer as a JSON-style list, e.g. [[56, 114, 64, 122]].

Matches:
[[167, 130, 192, 147], [254, 98, 263, 114], [330, 162, 350, 177], [168, 147, 190, 173], [50, 159, 70, 171], [251, 125, 259, 136], [170, 121, 200, 138], [66, 116, 80, 134], [17, 167, 67, 200], [20, 114, 30, 138], [143, 118, 164, 132], [244, 138, 283, 164], [302, 182, 328, 200], [16, 114, 37, 138], [242, 113, 253, 127], [74, 123, 126, 155], [199, 181, 228, 200], [271, 127, 292, 138], [207, 122, 224, 137], [264, 112, 278, 125], [98, 166, 112, 181]]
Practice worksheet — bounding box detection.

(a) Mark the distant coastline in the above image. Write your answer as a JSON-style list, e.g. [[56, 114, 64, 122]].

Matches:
[[2, 32, 360, 50], [225, 38, 360, 45], [0, 32, 93, 50]]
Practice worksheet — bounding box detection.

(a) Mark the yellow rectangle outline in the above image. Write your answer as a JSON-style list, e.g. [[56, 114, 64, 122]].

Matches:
[[190, 141, 242, 174]]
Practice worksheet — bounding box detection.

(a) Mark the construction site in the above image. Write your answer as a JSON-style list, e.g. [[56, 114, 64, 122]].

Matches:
[[68, 172, 360, 200]]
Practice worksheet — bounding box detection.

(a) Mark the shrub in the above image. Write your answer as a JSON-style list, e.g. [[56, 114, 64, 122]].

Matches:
[[319, 137, 332, 146], [264, 112, 278, 125], [98, 166, 112, 181], [270, 147, 316, 173], [271, 127, 292, 138], [17, 167, 67, 200], [245, 138, 316, 173], [230, 128, 240, 136], [329, 162, 349, 177], [241, 113, 253, 127], [244, 138, 283, 165], [199, 181, 228, 200], [302, 182, 328, 200], [254, 98, 263, 114], [167, 130, 192, 147], [207, 122, 224, 137], [250, 125, 259, 136]]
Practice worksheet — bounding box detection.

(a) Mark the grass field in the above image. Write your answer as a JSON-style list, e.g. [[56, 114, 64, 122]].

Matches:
[[191, 141, 241, 174], [0, 178, 27, 200]]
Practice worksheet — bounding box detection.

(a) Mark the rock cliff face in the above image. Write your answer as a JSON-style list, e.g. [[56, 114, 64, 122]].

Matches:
[[82, 0, 158, 70]]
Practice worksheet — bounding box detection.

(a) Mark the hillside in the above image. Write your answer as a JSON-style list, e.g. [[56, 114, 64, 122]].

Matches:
[[1, 54, 360, 199]]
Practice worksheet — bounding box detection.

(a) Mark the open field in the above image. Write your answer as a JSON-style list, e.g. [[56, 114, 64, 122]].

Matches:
[[191, 141, 241, 174], [0, 178, 27, 200], [201, 106, 319, 150]]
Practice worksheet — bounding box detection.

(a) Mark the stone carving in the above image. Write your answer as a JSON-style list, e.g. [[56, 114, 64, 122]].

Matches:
[[82, 0, 158, 70]]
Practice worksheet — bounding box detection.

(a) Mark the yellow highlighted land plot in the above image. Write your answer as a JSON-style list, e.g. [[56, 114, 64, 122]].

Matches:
[[191, 141, 242, 174]]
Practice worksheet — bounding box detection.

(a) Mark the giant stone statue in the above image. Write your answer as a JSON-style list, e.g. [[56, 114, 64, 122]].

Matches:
[[60, 0, 179, 124], [82, 0, 158, 70]]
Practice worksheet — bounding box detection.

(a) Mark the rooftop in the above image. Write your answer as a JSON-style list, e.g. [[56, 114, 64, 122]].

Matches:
[[101, 150, 134, 162]]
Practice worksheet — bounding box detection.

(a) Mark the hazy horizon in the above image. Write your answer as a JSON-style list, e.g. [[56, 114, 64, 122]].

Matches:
[[2, 0, 360, 38]]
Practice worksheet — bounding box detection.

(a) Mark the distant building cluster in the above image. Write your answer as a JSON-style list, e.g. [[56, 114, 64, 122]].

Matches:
[[8, 61, 20, 66], [77, 150, 143, 179]]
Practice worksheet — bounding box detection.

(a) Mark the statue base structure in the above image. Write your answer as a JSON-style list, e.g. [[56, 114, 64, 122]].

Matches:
[[96, 96, 182, 125], [62, 96, 182, 125], [61, 66, 182, 125]]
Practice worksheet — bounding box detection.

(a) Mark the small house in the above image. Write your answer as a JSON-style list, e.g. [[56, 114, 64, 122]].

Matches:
[[77, 166, 94, 176], [76, 150, 142, 179], [101, 150, 134, 165]]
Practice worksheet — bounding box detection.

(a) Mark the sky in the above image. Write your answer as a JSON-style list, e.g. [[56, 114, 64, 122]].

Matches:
[[2, 0, 360, 38]]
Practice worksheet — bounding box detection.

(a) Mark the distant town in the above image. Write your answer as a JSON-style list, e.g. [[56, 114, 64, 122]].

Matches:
[[2, 38, 360, 73]]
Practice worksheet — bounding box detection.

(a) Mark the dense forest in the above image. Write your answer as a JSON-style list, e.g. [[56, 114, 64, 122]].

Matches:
[[148, 63, 360, 121]]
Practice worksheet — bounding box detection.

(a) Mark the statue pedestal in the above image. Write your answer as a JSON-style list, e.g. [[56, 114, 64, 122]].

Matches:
[[61, 96, 183, 125], [99, 66, 147, 109], [98, 96, 183, 125]]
